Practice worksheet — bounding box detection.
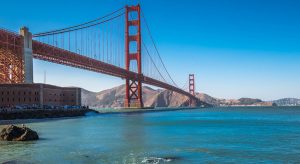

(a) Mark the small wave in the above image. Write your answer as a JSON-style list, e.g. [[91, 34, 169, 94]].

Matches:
[[141, 157, 178, 164], [2, 160, 32, 164]]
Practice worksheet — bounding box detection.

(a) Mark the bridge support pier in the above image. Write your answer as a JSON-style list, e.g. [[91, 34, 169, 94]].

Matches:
[[19, 27, 33, 84], [124, 78, 143, 108]]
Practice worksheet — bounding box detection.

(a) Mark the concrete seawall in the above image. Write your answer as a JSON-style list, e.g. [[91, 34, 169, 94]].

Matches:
[[0, 109, 97, 120]]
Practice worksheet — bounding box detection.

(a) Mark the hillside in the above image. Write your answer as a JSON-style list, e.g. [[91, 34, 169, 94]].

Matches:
[[196, 94, 276, 107], [81, 85, 297, 108], [81, 85, 209, 108], [273, 98, 300, 106]]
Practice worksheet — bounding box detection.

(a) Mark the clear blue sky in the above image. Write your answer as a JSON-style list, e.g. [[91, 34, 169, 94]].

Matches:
[[1, 0, 299, 100]]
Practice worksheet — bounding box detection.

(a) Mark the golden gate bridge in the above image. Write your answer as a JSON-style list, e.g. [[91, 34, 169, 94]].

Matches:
[[0, 4, 199, 108]]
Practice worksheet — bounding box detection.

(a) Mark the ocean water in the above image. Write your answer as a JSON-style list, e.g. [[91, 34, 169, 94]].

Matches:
[[0, 107, 300, 163]]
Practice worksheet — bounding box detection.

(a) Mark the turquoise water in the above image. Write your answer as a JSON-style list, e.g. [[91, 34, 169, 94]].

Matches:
[[1, 107, 300, 163]]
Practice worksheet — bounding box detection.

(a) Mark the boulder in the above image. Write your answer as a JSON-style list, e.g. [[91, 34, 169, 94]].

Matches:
[[0, 125, 39, 141]]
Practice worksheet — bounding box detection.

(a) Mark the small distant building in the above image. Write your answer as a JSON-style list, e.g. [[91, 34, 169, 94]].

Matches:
[[0, 83, 81, 107]]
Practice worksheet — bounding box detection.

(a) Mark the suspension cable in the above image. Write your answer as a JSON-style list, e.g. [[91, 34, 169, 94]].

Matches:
[[142, 42, 168, 83], [141, 10, 178, 87], [34, 13, 125, 37], [33, 7, 124, 37]]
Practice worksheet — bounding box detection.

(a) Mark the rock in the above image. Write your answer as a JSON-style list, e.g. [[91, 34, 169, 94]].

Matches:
[[0, 125, 39, 141]]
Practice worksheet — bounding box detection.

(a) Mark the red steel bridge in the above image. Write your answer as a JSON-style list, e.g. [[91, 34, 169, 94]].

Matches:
[[0, 4, 199, 108]]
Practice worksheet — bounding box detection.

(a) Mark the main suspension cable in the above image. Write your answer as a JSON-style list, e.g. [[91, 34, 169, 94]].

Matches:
[[33, 7, 124, 37], [34, 13, 125, 37], [141, 10, 178, 87]]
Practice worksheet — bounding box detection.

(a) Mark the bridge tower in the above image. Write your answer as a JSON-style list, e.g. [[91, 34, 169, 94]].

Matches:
[[189, 74, 196, 106], [124, 4, 144, 108], [189, 74, 195, 96], [19, 27, 33, 84]]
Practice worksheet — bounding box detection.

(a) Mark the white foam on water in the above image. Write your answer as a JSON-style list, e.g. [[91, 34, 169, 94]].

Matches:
[[141, 157, 173, 164]]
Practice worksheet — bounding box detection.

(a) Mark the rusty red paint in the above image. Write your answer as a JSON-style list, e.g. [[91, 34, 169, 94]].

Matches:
[[124, 4, 143, 108]]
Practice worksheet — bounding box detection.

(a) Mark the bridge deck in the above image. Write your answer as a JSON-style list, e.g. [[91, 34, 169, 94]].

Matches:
[[0, 29, 198, 101], [32, 40, 198, 101]]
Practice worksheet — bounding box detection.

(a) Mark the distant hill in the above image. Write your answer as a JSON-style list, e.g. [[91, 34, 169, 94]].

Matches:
[[273, 98, 300, 106], [81, 85, 297, 108], [82, 85, 160, 108], [81, 85, 209, 108], [196, 94, 276, 107], [238, 98, 262, 105]]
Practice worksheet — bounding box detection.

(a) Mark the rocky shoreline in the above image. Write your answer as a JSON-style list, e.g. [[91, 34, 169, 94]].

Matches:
[[0, 109, 98, 121]]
